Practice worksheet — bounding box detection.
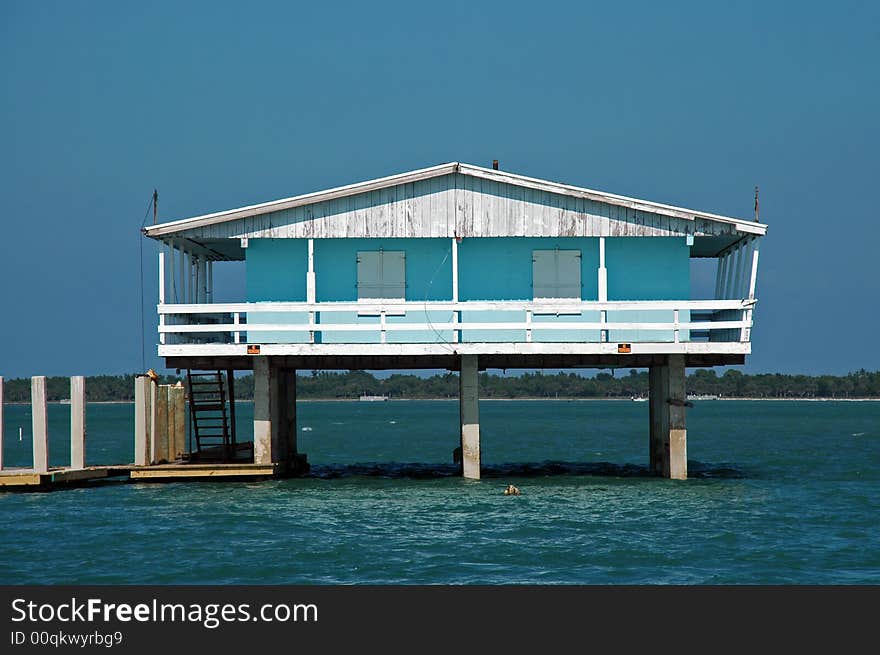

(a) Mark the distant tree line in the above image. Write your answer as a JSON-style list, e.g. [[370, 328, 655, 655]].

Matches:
[[2, 369, 880, 402]]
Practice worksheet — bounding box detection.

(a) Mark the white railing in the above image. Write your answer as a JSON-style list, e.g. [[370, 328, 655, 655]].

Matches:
[[157, 299, 756, 345]]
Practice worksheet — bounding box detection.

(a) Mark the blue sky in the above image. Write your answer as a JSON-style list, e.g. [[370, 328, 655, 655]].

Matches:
[[1, 0, 878, 377]]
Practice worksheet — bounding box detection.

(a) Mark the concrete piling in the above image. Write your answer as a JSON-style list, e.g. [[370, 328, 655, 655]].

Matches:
[[70, 376, 86, 470], [649, 356, 688, 480], [253, 357, 277, 465], [459, 354, 481, 480], [31, 376, 48, 474], [134, 375, 152, 466]]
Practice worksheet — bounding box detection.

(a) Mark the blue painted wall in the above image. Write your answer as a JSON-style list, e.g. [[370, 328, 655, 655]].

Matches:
[[315, 238, 453, 344], [246, 239, 309, 343], [606, 237, 690, 342], [243, 236, 691, 345], [314, 238, 452, 302], [458, 237, 600, 342]]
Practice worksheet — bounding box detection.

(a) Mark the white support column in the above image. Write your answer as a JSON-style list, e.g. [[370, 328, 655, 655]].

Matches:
[[735, 239, 748, 299], [459, 354, 481, 480], [179, 247, 186, 303], [714, 252, 727, 300], [0, 376, 4, 470], [598, 237, 608, 342], [748, 238, 761, 300], [158, 249, 166, 303], [70, 376, 85, 470], [722, 245, 736, 299], [452, 237, 460, 343], [207, 259, 213, 302], [731, 242, 745, 300], [741, 238, 761, 343], [158, 251, 166, 345], [307, 239, 316, 343], [167, 241, 175, 303], [253, 357, 279, 465], [31, 376, 48, 474], [198, 255, 207, 303], [182, 250, 190, 303], [187, 253, 199, 304], [134, 375, 151, 466]]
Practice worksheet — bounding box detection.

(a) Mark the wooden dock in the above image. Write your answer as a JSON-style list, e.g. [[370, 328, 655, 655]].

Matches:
[[0, 462, 284, 491]]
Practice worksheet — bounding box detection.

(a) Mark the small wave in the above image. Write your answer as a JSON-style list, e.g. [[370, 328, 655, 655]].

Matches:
[[389, 420, 397, 424], [852, 432, 866, 437], [301, 426, 313, 432]]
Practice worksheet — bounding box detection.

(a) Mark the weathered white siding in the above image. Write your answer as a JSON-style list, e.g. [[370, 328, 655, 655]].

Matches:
[[183, 174, 741, 242]]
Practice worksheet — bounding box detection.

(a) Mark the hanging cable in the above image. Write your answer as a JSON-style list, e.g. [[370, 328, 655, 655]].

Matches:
[[138, 195, 155, 373], [422, 246, 456, 354]]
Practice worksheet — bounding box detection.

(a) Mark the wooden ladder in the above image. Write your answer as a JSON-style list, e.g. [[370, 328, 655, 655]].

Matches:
[[186, 370, 237, 462]]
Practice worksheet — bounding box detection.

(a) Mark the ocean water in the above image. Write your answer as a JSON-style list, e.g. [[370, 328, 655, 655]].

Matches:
[[1, 399, 878, 584]]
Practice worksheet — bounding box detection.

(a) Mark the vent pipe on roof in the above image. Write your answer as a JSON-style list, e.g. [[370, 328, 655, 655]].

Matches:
[[153, 189, 158, 224], [492, 160, 499, 170]]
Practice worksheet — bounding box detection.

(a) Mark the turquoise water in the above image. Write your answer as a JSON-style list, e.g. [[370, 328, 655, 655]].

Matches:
[[1, 400, 879, 584]]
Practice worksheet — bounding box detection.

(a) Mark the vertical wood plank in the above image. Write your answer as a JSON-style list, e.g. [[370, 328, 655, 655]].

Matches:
[[170, 384, 186, 461], [155, 385, 169, 463]]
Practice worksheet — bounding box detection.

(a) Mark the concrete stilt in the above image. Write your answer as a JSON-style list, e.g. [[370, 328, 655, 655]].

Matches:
[[649, 356, 688, 479], [31, 376, 48, 474], [648, 365, 667, 475], [253, 357, 279, 465], [134, 375, 151, 466], [278, 368, 298, 462], [70, 376, 86, 470], [666, 354, 688, 480], [459, 354, 481, 480]]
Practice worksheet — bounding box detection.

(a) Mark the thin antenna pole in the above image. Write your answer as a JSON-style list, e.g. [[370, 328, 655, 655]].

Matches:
[[153, 189, 158, 224], [754, 185, 759, 222]]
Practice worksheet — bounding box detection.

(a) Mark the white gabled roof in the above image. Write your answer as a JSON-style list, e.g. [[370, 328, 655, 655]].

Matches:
[[143, 162, 767, 238]]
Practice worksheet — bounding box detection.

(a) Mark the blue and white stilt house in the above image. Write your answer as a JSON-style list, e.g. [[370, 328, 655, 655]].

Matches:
[[144, 162, 766, 480]]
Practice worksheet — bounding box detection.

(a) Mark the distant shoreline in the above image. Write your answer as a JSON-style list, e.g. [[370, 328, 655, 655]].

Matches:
[[4, 397, 878, 405]]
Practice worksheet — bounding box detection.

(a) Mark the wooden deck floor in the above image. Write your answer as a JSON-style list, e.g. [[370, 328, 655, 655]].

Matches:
[[0, 462, 282, 490]]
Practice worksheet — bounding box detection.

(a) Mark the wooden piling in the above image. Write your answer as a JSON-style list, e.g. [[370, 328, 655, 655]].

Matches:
[[155, 385, 169, 463], [31, 376, 48, 474], [168, 384, 186, 461], [70, 376, 86, 470]]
